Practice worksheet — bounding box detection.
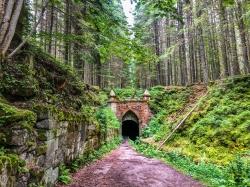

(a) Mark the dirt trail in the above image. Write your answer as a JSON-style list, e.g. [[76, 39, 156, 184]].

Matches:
[[57, 142, 203, 187]]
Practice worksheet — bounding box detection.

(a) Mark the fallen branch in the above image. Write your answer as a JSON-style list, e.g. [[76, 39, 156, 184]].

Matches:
[[157, 91, 209, 150]]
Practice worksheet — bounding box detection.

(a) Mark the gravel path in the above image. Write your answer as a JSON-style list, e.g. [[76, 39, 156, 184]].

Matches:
[[57, 142, 203, 187]]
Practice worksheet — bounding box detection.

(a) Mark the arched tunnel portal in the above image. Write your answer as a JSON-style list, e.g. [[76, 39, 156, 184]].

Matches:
[[122, 110, 139, 141]]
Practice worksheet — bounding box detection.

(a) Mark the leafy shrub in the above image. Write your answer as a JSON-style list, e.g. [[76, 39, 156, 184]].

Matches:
[[228, 156, 250, 187], [58, 164, 71, 184], [96, 107, 120, 131], [114, 87, 144, 100]]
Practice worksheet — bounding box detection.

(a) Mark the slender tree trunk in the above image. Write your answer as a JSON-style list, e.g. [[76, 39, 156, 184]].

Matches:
[[0, 0, 24, 56], [218, 0, 230, 77], [153, 20, 162, 85], [229, 9, 240, 75], [235, 0, 250, 73]]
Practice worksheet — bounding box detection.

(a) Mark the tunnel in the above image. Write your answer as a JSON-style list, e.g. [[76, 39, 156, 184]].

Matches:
[[122, 110, 139, 141]]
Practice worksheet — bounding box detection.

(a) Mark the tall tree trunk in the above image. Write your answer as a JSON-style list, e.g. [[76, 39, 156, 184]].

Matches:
[[177, 0, 188, 85], [196, 1, 208, 83], [48, 4, 54, 54], [64, 0, 71, 64], [235, 0, 250, 73], [153, 20, 162, 85], [0, 0, 24, 56], [229, 9, 240, 75], [218, 0, 230, 77]]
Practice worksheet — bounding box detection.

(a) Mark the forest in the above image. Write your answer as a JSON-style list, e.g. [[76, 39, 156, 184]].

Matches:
[[0, 0, 250, 187]]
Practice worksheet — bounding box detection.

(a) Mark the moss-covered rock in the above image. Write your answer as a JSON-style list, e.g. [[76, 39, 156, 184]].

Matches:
[[0, 99, 36, 129]]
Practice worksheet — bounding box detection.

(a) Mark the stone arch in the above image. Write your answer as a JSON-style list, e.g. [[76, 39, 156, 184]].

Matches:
[[121, 110, 140, 141]]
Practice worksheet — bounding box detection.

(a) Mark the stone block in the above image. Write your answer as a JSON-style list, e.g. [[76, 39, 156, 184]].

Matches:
[[0, 166, 8, 187], [44, 139, 58, 168], [9, 129, 29, 146], [43, 167, 59, 187], [36, 110, 53, 121], [59, 121, 69, 128], [16, 173, 30, 187], [36, 119, 56, 130], [37, 129, 55, 141]]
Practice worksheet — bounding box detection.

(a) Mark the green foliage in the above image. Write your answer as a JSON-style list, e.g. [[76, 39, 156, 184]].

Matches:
[[131, 141, 250, 187], [114, 87, 144, 100], [142, 110, 168, 139], [96, 107, 120, 131], [0, 99, 36, 128], [136, 0, 178, 19], [144, 76, 250, 166], [228, 156, 250, 187], [58, 164, 71, 185], [0, 147, 26, 173], [141, 86, 190, 140], [149, 86, 191, 114], [0, 59, 39, 98]]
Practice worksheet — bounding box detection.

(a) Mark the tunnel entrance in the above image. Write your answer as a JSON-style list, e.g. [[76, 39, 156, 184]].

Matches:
[[122, 111, 139, 141]]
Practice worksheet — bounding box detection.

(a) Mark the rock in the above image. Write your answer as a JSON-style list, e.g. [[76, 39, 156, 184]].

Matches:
[[37, 129, 55, 141], [36, 119, 56, 130], [9, 129, 29, 146], [36, 155, 46, 167], [44, 139, 58, 168], [16, 173, 30, 187], [0, 166, 8, 187], [59, 122, 68, 128], [36, 110, 53, 121], [43, 167, 59, 187]]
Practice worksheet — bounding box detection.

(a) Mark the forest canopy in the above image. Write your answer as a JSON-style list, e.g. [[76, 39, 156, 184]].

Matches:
[[0, 0, 250, 88]]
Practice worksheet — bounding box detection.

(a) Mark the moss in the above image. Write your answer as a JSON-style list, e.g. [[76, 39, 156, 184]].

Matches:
[[0, 149, 26, 173], [0, 56, 39, 98], [32, 104, 84, 123], [37, 130, 48, 141], [149, 76, 250, 165], [0, 99, 36, 128], [35, 145, 48, 156]]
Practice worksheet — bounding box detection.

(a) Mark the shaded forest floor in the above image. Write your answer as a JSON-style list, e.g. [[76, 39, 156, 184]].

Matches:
[[57, 142, 203, 187]]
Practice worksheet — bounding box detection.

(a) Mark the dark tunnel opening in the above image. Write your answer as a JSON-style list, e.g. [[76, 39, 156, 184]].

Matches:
[[122, 120, 139, 141]]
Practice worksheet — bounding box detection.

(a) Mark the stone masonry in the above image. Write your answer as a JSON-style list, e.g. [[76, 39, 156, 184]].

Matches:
[[108, 90, 152, 129], [0, 110, 118, 187]]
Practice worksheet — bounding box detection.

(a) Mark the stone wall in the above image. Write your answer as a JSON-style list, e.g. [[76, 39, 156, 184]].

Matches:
[[0, 110, 118, 187]]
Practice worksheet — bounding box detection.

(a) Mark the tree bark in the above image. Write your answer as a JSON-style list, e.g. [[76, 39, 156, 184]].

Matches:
[[235, 0, 250, 73], [0, 0, 24, 56]]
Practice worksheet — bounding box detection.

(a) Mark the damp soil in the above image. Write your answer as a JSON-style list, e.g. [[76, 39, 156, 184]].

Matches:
[[57, 142, 204, 187]]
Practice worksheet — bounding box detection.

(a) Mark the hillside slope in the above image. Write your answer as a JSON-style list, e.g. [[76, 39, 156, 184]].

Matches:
[[143, 76, 250, 165]]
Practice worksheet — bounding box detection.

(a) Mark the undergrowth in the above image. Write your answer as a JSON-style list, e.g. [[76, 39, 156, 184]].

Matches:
[[165, 77, 250, 165], [58, 137, 122, 184], [142, 86, 191, 140], [142, 77, 250, 165], [0, 147, 27, 173]]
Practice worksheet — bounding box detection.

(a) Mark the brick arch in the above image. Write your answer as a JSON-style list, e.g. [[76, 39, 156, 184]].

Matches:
[[108, 98, 152, 130], [122, 110, 139, 124]]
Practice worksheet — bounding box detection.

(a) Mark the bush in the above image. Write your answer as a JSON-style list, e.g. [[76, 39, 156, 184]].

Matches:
[[96, 107, 120, 131]]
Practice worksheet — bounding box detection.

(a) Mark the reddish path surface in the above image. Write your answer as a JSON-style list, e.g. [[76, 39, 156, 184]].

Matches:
[[58, 143, 203, 187]]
